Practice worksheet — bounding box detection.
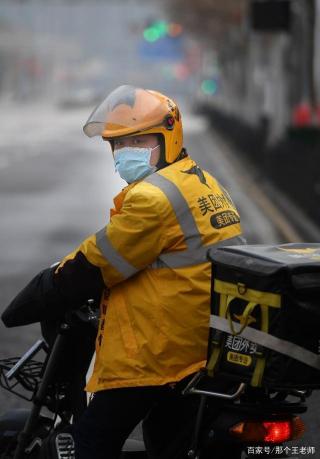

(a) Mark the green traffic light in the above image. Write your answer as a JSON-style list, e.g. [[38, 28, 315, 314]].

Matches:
[[143, 20, 169, 42], [153, 20, 168, 38], [201, 79, 218, 95], [143, 27, 161, 42]]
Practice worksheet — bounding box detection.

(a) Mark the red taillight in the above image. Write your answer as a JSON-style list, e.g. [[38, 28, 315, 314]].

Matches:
[[230, 417, 305, 443], [263, 422, 291, 443]]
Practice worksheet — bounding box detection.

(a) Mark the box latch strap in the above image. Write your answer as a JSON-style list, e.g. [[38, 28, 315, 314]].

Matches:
[[209, 315, 320, 371]]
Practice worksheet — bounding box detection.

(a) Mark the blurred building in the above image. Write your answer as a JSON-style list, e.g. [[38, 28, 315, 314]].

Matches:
[[177, 0, 320, 144], [0, 0, 197, 105]]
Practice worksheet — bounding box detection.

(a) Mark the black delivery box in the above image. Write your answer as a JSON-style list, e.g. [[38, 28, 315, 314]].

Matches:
[[207, 243, 320, 390]]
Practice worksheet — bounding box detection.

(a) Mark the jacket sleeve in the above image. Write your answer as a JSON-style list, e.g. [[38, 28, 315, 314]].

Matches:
[[58, 184, 169, 288], [2, 185, 168, 327]]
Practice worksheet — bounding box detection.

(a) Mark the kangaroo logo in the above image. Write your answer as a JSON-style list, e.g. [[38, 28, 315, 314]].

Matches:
[[181, 166, 210, 188], [233, 313, 256, 326]]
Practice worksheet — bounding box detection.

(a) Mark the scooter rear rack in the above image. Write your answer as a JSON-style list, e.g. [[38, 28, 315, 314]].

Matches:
[[0, 340, 47, 401]]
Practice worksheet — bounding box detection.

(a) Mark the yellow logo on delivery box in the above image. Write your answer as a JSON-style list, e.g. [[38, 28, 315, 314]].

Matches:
[[227, 351, 252, 367], [233, 313, 256, 326]]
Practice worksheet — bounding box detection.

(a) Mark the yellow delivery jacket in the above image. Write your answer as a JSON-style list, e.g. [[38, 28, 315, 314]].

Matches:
[[59, 156, 243, 391]]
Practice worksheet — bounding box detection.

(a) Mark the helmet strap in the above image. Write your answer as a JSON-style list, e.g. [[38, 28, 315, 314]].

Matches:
[[155, 135, 169, 170], [155, 136, 187, 169], [175, 148, 188, 161]]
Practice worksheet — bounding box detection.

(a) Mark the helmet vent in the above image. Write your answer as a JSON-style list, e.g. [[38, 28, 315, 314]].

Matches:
[[165, 115, 175, 130]]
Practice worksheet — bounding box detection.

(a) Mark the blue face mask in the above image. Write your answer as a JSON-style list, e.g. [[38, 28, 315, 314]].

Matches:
[[114, 146, 159, 184]]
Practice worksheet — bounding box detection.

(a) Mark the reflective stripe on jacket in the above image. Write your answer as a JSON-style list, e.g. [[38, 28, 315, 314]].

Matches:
[[59, 156, 244, 391]]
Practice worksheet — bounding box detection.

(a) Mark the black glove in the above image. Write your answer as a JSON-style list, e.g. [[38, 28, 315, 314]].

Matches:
[[2, 252, 104, 328], [2, 266, 66, 327]]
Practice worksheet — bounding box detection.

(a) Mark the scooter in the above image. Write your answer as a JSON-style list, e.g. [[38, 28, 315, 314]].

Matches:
[[0, 301, 309, 459]]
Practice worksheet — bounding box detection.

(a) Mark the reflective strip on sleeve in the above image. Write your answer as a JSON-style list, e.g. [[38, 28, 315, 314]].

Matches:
[[95, 228, 138, 278], [145, 173, 201, 250], [151, 235, 245, 269], [145, 172, 244, 269]]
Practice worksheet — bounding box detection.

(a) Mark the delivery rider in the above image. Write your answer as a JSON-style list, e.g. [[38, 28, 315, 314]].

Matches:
[[3, 85, 244, 458]]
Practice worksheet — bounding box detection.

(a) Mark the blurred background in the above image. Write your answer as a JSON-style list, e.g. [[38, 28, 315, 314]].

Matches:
[[1, 0, 320, 230], [1, 0, 320, 455]]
